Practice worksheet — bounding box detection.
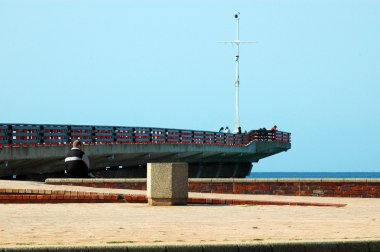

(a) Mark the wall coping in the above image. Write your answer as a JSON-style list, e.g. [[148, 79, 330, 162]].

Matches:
[[0, 240, 379, 252], [45, 178, 380, 184]]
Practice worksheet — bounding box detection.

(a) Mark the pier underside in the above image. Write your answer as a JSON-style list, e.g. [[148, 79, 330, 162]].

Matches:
[[0, 141, 289, 180]]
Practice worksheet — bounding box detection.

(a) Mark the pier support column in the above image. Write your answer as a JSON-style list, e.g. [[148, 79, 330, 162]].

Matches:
[[147, 162, 188, 206]]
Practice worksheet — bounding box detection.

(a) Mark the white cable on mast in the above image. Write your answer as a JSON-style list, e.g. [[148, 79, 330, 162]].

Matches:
[[218, 13, 256, 134]]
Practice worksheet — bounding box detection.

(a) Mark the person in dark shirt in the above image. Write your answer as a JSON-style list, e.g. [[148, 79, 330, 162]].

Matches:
[[270, 125, 277, 141], [64, 140, 90, 178], [262, 127, 268, 141]]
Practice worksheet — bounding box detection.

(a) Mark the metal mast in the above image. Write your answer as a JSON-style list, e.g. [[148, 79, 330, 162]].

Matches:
[[234, 13, 241, 134], [220, 13, 256, 134]]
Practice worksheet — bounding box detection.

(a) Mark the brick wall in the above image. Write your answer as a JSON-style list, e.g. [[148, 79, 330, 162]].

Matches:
[[189, 179, 380, 198], [45, 178, 380, 198]]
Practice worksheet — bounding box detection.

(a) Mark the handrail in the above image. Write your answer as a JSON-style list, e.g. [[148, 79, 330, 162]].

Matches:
[[0, 124, 291, 147]]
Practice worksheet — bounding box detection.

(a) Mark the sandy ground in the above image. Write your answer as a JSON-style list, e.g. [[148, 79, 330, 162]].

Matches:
[[0, 181, 380, 246]]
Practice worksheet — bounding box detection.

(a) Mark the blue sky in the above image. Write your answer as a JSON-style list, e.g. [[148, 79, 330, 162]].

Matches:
[[1, 0, 379, 172]]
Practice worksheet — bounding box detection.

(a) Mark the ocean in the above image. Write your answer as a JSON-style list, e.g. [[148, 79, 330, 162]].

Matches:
[[248, 172, 380, 179]]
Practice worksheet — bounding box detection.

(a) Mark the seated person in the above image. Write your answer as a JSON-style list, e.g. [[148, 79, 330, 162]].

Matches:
[[64, 140, 90, 178]]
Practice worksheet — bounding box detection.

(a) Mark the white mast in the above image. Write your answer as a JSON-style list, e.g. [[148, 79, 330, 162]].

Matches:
[[220, 13, 256, 134]]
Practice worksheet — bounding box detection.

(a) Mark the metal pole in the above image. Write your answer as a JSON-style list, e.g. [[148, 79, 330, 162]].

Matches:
[[234, 14, 240, 134], [218, 13, 255, 134]]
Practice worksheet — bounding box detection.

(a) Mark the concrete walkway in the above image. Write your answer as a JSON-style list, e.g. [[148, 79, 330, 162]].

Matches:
[[0, 180, 380, 249]]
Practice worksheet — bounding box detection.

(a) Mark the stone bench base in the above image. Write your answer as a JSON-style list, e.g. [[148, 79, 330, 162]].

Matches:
[[147, 162, 188, 206]]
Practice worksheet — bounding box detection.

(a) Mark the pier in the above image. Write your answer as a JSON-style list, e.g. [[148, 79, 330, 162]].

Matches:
[[0, 124, 291, 179]]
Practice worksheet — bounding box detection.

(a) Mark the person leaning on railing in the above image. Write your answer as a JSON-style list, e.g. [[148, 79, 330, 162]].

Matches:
[[270, 125, 277, 141], [237, 126, 241, 134], [223, 126, 230, 133]]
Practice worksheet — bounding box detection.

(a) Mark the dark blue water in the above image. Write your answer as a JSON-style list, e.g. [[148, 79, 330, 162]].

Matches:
[[248, 172, 380, 179]]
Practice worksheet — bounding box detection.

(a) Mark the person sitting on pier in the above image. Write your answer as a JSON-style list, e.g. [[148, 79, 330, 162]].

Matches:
[[64, 140, 90, 178]]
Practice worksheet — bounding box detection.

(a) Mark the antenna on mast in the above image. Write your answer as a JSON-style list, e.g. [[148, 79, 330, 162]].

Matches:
[[219, 13, 256, 134]]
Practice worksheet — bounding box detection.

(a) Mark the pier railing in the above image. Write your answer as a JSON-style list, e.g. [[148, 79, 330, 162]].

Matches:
[[0, 124, 291, 147]]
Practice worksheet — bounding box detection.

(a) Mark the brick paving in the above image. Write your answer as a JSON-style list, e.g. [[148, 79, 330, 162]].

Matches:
[[0, 180, 345, 207]]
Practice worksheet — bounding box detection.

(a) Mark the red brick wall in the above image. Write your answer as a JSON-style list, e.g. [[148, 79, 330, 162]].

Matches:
[[46, 179, 380, 198], [188, 179, 380, 198]]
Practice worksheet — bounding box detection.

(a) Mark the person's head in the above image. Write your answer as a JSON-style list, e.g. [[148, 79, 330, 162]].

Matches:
[[274, 125, 277, 129], [226, 126, 229, 129], [73, 140, 83, 150]]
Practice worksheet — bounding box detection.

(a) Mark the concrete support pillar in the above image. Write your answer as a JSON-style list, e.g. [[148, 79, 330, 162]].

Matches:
[[147, 162, 188, 206]]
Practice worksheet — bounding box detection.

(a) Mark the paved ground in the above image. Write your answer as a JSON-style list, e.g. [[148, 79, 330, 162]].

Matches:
[[0, 180, 379, 247]]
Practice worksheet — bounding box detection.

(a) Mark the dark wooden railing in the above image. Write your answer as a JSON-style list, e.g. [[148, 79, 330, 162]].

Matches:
[[0, 124, 291, 147]]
